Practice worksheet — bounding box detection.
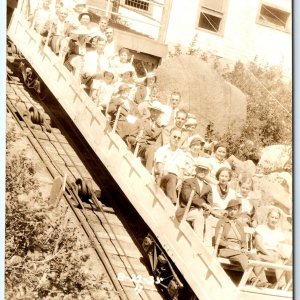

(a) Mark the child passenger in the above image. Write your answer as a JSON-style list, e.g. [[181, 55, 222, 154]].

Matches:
[[236, 176, 257, 227], [110, 48, 133, 76], [215, 199, 270, 288], [91, 68, 117, 112]]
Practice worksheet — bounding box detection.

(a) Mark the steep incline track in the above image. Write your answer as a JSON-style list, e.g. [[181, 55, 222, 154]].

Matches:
[[6, 76, 167, 300]]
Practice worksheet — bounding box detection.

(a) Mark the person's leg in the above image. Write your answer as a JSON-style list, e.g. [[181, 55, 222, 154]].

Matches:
[[185, 208, 205, 241], [249, 253, 268, 283], [164, 173, 178, 204], [144, 145, 156, 173], [205, 214, 219, 247]]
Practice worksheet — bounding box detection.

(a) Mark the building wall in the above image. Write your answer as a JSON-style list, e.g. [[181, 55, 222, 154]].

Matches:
[[165, 0, 291, 76]]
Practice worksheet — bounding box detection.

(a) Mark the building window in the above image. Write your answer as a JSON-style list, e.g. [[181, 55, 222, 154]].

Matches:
[[125, 0, 149, 11], [197, 0, 227, 35], [257, 4, 291, 32]]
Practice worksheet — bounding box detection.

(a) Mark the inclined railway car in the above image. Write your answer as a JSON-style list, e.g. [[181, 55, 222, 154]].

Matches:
[[7, 1, 292, 299]]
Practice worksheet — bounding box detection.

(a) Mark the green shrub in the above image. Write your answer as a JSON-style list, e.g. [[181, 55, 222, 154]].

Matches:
[[220, 61, 292, 159]]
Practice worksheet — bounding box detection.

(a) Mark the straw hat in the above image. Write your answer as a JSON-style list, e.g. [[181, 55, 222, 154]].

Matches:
[[148, 100, 164, 112], [119, 64, 136, 76], [99, 67, 118, 83]]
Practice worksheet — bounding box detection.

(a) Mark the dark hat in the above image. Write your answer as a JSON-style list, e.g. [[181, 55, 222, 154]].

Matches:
[[78, 9, 92, 21], [225, 199, 242, 210]]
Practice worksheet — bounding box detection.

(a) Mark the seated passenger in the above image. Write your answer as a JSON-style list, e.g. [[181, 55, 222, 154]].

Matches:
[[77, 9, 92, 30], [64, 27, 90, 82], [114, 64, 137, 101], [91, 67, 117, 112], [255, 207, 291, 289], [103, 27, 117, 60], [85, 34, 100, 51], [162, 109, 189, 148], [211, 167, 236, 217], [107, 83, 140, 139], [66, 0, 86, 28], [208, 142, 232, 183], [90, 15, 109, 41], [205, 167, 236, 245], [134, 72, 157, 104], [154, 128, 185, 204], [110, 48, 134, 76], [130, 101, 164, 171], [215, 199, 270, 288], [159, 91, 182, 126], [175, 160, 212, 244], [182, 136, 210, 179], [49, 7, 72, 56], [184, 114, 201, 144], [29, 0, 55, 35], [236, 175, 257, 227], [81, 38, 109, 88]]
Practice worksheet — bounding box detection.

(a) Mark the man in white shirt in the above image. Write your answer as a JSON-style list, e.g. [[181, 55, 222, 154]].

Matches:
[[89, 15, 109, 40], [104, 26, 117, 60], [81, 38, 109, 87], [154, 127, 185, 204], [159, 91, 182, 126], [162, 109, 189, 149]]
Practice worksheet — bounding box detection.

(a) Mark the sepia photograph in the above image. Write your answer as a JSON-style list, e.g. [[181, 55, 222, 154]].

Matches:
[[5, 0, 292, 299]]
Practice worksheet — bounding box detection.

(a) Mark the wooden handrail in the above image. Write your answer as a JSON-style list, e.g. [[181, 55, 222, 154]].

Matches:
[[248, 260, 292, 271], [181, 189, 195, 223]]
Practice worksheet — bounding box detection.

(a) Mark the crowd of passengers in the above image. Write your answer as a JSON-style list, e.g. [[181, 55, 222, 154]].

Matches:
[[29, 0, 291, 290]]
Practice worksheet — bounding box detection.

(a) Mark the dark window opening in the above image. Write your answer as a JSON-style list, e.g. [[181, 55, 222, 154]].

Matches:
[[199, 12, 222, 32], [125, 0, 149, 11], [258, 4, 290, 30]]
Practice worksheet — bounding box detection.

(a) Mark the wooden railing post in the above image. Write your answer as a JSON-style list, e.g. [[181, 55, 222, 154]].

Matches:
[[181, 189, 195, 222]]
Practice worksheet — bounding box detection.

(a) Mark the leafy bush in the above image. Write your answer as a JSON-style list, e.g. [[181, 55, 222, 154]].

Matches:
[[220, 61, 292, 159]]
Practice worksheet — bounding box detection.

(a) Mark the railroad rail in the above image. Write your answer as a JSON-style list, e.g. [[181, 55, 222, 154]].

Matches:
[[7, 1, 293, 298], [6, 75, 166, 300]]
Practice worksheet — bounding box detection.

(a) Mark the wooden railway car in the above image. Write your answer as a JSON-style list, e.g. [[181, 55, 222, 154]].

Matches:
[[7, 2, 293, 299]]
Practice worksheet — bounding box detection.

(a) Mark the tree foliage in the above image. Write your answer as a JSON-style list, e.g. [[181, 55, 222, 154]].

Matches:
[[220, 61, 292, 160]]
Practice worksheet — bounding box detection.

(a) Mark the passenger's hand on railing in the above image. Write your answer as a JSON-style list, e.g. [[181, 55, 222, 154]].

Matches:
[[202, 203, 212, 216], [202, 203, 211, 211]]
